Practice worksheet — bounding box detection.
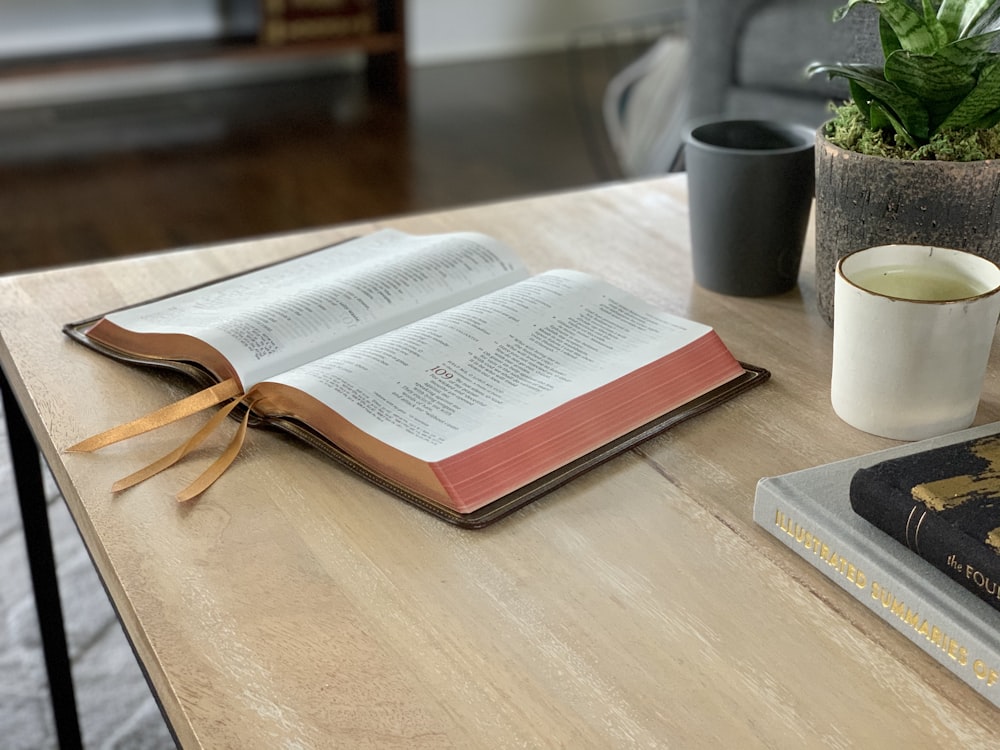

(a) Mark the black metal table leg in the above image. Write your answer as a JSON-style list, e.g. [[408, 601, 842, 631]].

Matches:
[[2, 373, 83, 749]]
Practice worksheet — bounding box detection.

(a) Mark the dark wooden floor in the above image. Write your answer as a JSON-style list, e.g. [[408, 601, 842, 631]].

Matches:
[[0, 45, 643, 275]]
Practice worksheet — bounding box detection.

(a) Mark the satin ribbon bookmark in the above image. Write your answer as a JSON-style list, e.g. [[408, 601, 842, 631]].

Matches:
[[66, 378, 243, 453], [66, 377, 253, 501]]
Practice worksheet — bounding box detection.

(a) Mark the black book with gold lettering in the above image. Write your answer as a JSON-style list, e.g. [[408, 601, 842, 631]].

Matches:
[[850, 434, 1000, 613]]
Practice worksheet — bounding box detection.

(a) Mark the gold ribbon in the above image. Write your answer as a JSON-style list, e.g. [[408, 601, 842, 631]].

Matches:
[[67, 377, 253, 502], [175, 403, 253, 503], [66, 378, 243, 452]]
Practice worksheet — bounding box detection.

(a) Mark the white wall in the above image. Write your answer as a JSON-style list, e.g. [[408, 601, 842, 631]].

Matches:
[[407, 0, 682, 65], [0, 0, 681, 64], [0, 0, 222, 59]]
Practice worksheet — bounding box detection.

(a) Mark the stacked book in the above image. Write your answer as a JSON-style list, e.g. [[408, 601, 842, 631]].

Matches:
[[754, 424, 1000, 708], [259, 0, 377, 45]]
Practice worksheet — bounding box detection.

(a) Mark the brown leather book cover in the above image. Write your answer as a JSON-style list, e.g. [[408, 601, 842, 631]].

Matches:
[[64, 315, 767, 527], [64, 234, 770, 526]]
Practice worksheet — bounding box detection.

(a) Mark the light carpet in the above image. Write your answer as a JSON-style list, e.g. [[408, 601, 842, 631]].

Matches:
[[0, 404, 175, 749]]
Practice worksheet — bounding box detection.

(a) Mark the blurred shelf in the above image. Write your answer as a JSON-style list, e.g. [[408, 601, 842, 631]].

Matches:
[[0, 0, 407, 102]]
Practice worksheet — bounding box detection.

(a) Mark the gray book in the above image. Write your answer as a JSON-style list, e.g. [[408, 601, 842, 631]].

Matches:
[[753, 423, 1000, 709]]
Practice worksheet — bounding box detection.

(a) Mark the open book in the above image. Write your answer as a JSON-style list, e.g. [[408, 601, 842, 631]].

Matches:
[[65, 230, 767, 526]]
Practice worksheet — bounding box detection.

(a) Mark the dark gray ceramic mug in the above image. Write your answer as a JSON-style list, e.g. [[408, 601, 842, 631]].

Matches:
[[683, 119, 815, 297]]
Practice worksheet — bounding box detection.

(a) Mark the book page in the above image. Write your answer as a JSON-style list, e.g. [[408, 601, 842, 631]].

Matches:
[[264, 270, 714, 462], [104, 230, 529, 387]]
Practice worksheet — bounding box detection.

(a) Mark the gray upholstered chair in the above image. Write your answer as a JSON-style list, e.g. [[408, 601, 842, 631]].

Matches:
[[605, 0, 881, 176], [687, 0, 880, 126]]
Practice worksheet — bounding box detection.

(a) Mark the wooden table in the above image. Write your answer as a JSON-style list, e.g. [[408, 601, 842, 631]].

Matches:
[[3, 175, 999, 748]]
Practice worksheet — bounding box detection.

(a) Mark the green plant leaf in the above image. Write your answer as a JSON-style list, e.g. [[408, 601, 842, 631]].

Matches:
[[940, 60, 1000, 128], [921, 0, 950, 47], [807, 61, 886, 82], [809, 62, 924, 109], [813, 60, 931, 142], [849, 80, 874, 120], [937, 0, 965, 38], [971, 107, 1000, 130], [871, 99, 920, 146], [879, 14, 904, 56], [961, 0, 1000, 36], [885, 49, 975, 101], [935, 34, 1000, 74], [873, 0, 941, 54], [833, 0, 866, 24], [868, 99, 894, 131]]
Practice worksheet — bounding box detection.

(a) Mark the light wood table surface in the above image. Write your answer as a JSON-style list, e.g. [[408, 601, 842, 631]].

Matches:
[[3, 175, 999, 748]]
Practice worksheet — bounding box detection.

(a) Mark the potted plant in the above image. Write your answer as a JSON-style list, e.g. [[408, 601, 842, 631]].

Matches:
[[807, 0, 1000, 324]]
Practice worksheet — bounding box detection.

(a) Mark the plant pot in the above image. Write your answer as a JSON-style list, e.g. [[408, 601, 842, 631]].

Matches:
[[814, 129, 1000, 325]]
